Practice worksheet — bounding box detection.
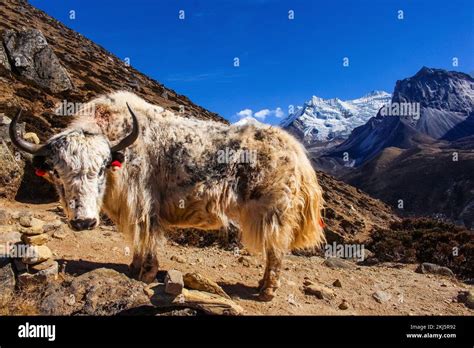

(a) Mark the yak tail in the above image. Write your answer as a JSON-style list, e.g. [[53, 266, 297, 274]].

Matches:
[[290, 155, 326, 251]]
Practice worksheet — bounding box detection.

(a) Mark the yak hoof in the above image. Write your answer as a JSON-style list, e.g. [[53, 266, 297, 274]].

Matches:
[[258, 287, 276, 302]]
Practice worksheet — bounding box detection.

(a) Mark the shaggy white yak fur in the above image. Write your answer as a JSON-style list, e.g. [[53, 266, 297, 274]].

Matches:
[[22, 91, 325, 301]]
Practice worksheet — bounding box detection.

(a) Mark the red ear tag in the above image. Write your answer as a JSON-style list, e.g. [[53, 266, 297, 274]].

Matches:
[[319, 218, 325, 228], [111, 160, 122, 168], [35, 168, 46, 177]]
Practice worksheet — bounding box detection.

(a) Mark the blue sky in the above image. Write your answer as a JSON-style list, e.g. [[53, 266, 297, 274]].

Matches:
[[31, 0, 474, 124]]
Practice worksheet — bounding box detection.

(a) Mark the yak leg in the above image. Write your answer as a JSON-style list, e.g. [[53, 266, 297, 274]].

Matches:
[[129, 226, 162, 283], [258, 247, 285, 301]]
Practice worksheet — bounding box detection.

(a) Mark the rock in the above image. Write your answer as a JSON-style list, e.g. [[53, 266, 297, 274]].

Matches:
[[67, 268, 150, 315], [29, 258, 57, 272], [0, 43, 11, 70], [170, 255, 186, 263], [339, 300, 349, 310], [148, 283, 243, 315], [23, 132, 40, 144], [0, 259, 16, 307], [164, 270, 184, 296], [157, 308, 198, 316], [3, 29, 73, 93], [19, 225, 44, 236], [416, 263, 455, 277], [177, 288, 244, 315], [21, 233, 50, 245], [372, 290, 392, 303], [43, 220, 63, 233], [0, 231, 21, 244], [238, 256, 253, 267], [0, 209, 11, 225], [19, 216, 44, 229], [323, 257, 353, 269], [332, 279, 342, 288], [17, 260, 58, 287], [22, 245, 53, 264], [457, 291, 474, 309], [304, 284, 335, 300], [183, 272, 230, 299], [52, 227, 68, 240]]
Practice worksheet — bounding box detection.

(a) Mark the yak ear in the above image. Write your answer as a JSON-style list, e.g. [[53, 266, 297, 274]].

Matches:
[[32, 156, 52, 171], [111, 151, 125, 163]]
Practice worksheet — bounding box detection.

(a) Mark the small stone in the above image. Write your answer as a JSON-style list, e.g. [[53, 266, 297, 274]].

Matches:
[[19, 225, 44, 236], [238, 256, 252, 267], [17, 261, 58, 286], [197, 258, 204, 263], [164, 269, 184, 296], [457, 291, 474, 309], [339, 300, 349, 310], [303, 279, 314, 286], [21, 233, 50, 245], [323, 257, 353, 269], [218, 263, 226, 269], [304, 284, 335, 300], [52, 227, 68, 240], [183, 272, 230, 299], [416, 263, 455, 278], [43, 220, 63, 233], [0, 209, 11, 225], [0, 259, 16, 307], [29, 258, 57, 272], [0, 231, 22, 244], [19, 216, 43, 228], [22, 245, 53, 264], [332, 279, 342, 288], [170, 255, 186, 263], [372, 290, 392, 303], [23, 132, 40, 144]]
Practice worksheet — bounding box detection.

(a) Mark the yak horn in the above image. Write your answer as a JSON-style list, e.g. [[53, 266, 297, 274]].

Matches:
[[111, 102, 140, 152], [9, 109, 48, 155]]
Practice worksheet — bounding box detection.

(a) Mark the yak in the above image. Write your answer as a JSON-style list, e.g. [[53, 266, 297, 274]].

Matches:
[[9, 91, 325, 301]]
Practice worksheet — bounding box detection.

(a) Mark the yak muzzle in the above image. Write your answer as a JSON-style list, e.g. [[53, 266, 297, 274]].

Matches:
[[70, 218, 97, 231]]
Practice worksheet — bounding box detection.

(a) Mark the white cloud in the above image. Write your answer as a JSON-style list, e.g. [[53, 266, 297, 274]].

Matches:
[[254, 109, 271, 119], [274, 107, 284, 118], [235, 107, 285, 121], [236, 109, 253, 119]]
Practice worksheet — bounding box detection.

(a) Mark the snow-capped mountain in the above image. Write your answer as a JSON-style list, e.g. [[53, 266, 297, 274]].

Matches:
[[280, 90, 391, 145], [323, 67, 474, 167]]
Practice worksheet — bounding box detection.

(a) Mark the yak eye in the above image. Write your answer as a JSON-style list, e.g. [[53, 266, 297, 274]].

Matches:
[[53, 169, 60, 179], [99, 167, 105, 176]]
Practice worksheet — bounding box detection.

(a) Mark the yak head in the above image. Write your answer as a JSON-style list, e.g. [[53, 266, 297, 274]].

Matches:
[[9, 104, 139, 231]]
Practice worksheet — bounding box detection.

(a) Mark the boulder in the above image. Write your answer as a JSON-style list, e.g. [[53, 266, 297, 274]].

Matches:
[[67, 268, 150, 315], [183, 272, 230, 299], [3, 28, 73, 93], [23, 132, 40, 145]]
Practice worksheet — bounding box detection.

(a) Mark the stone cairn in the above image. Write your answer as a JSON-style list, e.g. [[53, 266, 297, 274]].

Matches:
[[14, 215, 59, 285]]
